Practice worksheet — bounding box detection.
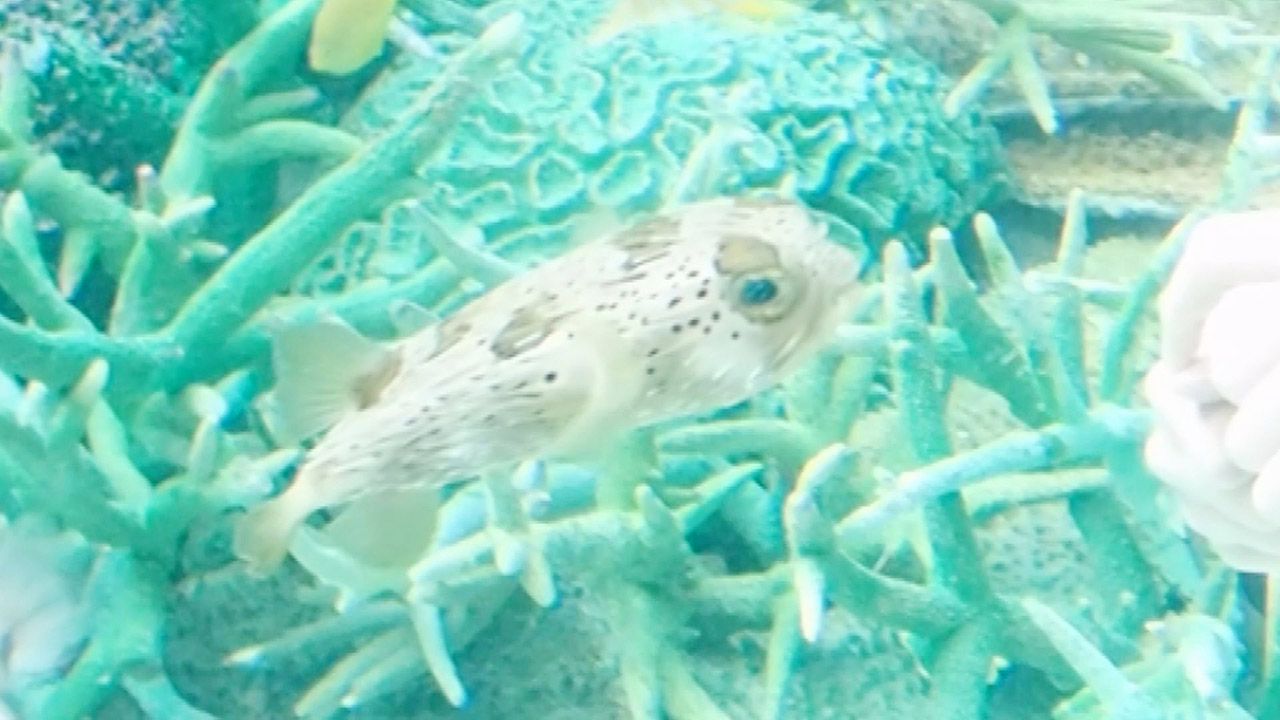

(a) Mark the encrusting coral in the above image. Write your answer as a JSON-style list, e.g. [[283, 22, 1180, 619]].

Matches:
[[0, 0, 258, 189], [0, 0, 1278, 718]]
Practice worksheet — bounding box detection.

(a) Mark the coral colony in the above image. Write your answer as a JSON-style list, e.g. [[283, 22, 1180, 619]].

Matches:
[[0, 0, 1276, 719]]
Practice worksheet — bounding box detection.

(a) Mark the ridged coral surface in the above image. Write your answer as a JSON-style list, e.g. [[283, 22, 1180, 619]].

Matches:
[[301, 0, 1007, 294]]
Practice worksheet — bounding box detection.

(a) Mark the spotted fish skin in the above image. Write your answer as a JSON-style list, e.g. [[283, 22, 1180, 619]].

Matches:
[[234, 197, 862, 572]]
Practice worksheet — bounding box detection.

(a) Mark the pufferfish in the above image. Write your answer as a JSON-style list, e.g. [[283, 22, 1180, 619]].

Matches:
[[234, 197, 863, 573]]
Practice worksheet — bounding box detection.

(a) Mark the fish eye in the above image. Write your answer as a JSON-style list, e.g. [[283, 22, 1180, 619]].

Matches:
[[729, 271, 797, 323], [738, 277, 778, 305]]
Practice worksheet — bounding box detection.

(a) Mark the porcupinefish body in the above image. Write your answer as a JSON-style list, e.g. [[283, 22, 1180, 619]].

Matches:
[[234, 197, 863, 573]]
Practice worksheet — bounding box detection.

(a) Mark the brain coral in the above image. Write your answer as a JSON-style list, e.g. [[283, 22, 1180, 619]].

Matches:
[[304, 0, 1008, 293]]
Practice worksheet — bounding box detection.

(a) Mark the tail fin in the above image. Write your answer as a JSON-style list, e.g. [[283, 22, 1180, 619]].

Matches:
[[232, 487, 313, 576]]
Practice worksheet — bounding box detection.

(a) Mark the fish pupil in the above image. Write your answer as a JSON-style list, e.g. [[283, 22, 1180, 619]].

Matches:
[[739, 277, 778, 305]]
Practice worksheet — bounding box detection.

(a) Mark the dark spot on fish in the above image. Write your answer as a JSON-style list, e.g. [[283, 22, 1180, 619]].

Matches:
[[647, 348, 659, 357], [646, 367, 655, 375], [696, 289, 708, 299], [731, 331, 741, 340], [712, 311, 721, 322], [492, 307, 562, 359], [688, 318, 699, 327], [668, 297, 681, 308], [671, 325, 682, 334], [601, 271, 649, 287], [545, 372, 557, 383]]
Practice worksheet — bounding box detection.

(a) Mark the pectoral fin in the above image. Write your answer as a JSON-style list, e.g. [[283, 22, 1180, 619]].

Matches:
[[269, 314, 400, 446], [321, 485, 440, 568], [547, 318, 647, 458]]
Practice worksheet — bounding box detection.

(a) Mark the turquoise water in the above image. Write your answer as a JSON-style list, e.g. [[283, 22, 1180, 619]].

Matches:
[[0, 0, 1277, 718]]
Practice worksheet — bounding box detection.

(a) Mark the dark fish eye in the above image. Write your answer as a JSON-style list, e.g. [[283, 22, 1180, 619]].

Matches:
[[738, 277, 778, 305]]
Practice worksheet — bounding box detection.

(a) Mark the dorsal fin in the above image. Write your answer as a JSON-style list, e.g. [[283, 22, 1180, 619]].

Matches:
[[565, 206, 626, 251], [269, 314, 399, 446]]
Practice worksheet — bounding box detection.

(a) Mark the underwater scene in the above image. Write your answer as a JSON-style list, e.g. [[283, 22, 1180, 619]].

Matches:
[[2, 0, 1280, 718]]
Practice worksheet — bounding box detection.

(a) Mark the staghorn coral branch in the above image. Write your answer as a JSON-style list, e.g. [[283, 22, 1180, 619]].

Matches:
[[1097, 214, 1202, 403], [783, 445, 971, 640], [1021, 598, 1164, 719], [973, 213, 1090, 422], [0, 10, 523, 397], [9, 152, 141, 282], [36, 551, 205, 720], [0, 192, 93, 332], [836, 405, 1150, 542], [210, 119, 363, 167], [0, 316, 177, 393], [946, 0, 1257, 133], [924, 621, 999, 720], [882, 240, 991, 604], [928, 226, 1055, 427], [158, 12, 525, 386], [158, 0, 330, 203]]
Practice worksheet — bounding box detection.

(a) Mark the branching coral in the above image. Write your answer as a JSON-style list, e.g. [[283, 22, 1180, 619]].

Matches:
[[0, 0, 1276, 718], [930, 0, 1265, 134], [218, 184, 1263, 719], [0, 0, 524, 716]]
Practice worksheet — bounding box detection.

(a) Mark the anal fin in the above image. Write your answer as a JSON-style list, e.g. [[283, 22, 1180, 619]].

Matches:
[[323, 485, 440, 568]]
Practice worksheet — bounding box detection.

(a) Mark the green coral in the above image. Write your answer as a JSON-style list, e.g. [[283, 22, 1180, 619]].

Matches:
[[302, 0, 1007, 295], [229, 185, 1237, 720], [0, 0, 1277, 718], [908, 0, 1263, 135]]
